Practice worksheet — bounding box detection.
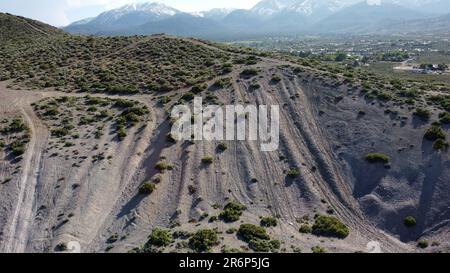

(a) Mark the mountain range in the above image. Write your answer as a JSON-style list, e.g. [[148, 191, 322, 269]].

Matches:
[[63, 0, 450, 38]]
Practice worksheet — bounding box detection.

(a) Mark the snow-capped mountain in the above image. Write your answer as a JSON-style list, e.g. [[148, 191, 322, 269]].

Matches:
[[93, 2, 179, 24], [63, 1, 446, 38], [65, 2, 181, 34], [250, 0, 300, 16], [192, 8, 236, 20], [249, 0, 359, 17], [290, 0, 360, 16]]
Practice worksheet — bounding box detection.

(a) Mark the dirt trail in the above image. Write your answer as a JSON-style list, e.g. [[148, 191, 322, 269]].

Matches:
[[0, 88, 48, 252]]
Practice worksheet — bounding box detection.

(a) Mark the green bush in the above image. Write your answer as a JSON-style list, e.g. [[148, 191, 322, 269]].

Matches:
[[249, 239, 281, 253], [241, 68, 258, 77], [403, 216, 417, 227], [260, 217, 277, 228], [10, 140, 26, 156], [312, 215, 349, 239], [107, 84, 139, 94], [271, 75, 282, 83], [217, 142, 228, 152], [365, 153, 390, 164], [212, 78, 231, 89], [181, 92, 195, 102], [155, 161, 169, 171], [219, 201, 246, 222], [146, 228, 172, 247], [189, 229, 219, 253], [191, 83, 208, 94], [117, 126, 127, 140], [433, 139, 449, 151], [417, 240, 429, 249], [311, 246, 326, 253], [287, 167, 300, 178], [139, 182, 156, 195], [439, 112, 450, 124], [424, 126, 446, 141], [6, 118, 26, 133], [201, 156, 214, 164], [299, 224, 312, 234], [413, 108, 431, 120], [238, 224, 270, 242], [51, 127, 71, 137]]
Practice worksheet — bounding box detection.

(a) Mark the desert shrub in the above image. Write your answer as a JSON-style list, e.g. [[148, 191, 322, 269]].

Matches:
[[212, 78, 231, 89], [201, 156, 214, 164], [114, 99, 135, 108], [139, 182, 156, 195], [287, 167, 300, 178], [159, 96, 170, 105], [424, 126, 446, 141], [217, 142, 228, 151], [155, 161, 169, 171], [146, 229, 172, 248], [241, 68, 258, 77], [377, 92, 392, 101], [248, 239, 281, 253], [312, 215, 349, 239], [271, 75, 282, 83], [293, 67, 303, 74], [311, 246, 326, 253], [5, 118, 26, 133], [191, 83, 208, 94], [117, 126, 127, 140], [221, 63, 233, 73], [219, 201, 246, 222], [238, 224, 270, 242], [365, 153, 390, 164], [433, 139, 449, 151], [413, 108, 431, 120], [43, 107, 59, 116], [249, 82, 261, 90], [51, 127, 71, 138], [439, 112, 450, 124], [10, 140, 26, 156], [417, 240, 429, 249], [107, 234, 119, 244], [181, 92, 195, 102], [260, 217, 277, 228], [107, 84, 139, 94], [404, 216, 417, 227], [189, 229, 219, 253], [299, 224, 312, 234]]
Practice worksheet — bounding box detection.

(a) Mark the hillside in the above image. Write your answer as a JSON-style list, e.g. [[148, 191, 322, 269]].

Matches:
[[0, 14, 449, 253], [0, 13, 60, 42], [0, 32, 232, 92]]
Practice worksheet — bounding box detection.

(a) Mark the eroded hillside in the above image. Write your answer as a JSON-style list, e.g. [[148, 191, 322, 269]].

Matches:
[[0, 14, 449, 253]]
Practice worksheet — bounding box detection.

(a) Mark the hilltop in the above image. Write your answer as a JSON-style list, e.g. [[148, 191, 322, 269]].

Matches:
[[0, 13, 61, 42]]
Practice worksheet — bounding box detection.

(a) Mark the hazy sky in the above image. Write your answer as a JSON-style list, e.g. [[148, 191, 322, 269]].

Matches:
[[0, 0, 261, 26]]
